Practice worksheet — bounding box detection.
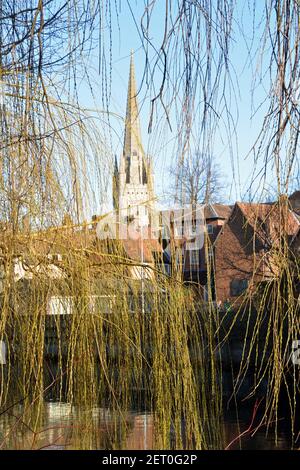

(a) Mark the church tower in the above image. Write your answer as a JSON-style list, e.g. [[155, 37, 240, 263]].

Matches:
[[113, 52, 155, 227]]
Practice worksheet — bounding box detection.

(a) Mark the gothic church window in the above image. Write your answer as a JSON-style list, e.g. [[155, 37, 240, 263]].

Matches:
[[142, 162, 147, 184], [230, 279, 248, 297], [125, 156, 130, 183]]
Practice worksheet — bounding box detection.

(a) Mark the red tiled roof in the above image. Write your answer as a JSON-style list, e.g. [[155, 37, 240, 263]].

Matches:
[[289, 190, 300, 216], [236, 202, 300, 244], [123, 238, 162, 263], [212, 203, 232, 220], [204, 203, 232, 220], [289, 190, 300, 201]]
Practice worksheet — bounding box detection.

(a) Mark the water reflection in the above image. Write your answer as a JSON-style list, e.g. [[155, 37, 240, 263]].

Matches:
[[0, 402, 154, 450], [0, 401, 291, 450], [223, 416, 290, 450]]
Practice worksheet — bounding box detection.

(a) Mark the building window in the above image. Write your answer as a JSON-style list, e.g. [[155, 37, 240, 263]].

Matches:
[[47, 253, 62, 262], [230, 279, 248, 297], [207, 224, 213, 234], [189, 250, 199, 267], [47, 296, 73, 315], [126, 157, 130, 183]]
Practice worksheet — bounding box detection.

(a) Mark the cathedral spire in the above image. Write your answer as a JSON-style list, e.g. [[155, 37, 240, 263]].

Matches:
[[113, 52, 156, 228], [123, 51, 143, 158]]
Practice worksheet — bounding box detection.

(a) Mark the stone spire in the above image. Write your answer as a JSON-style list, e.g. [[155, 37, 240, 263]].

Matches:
[[113, 52, 156, 229], [123, 50, 144, 160]]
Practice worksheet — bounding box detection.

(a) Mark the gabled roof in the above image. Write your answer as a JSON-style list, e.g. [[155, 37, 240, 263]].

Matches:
[[289, 190, 300, 216], [212, 203, 233, 220], [234, 201, 300, 245], [289, 190, 300, 201], [204, 203, 232, 220]]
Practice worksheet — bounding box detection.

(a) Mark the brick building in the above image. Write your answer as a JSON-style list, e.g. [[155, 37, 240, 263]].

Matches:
[[213, 201, 300, 306]]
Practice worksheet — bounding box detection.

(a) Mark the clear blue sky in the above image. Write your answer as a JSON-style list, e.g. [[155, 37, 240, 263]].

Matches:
[[74, 1, 276, 215]]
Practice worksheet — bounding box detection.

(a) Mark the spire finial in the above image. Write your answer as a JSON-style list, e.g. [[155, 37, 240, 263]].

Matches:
[[123, 51, 143, 159]]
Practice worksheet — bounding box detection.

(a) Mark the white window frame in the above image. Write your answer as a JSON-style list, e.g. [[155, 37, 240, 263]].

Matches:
[[189, 250, 199, 267]]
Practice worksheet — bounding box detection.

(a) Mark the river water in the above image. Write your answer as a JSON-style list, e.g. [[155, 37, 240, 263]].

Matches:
[[0, 401, 292, 450]]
